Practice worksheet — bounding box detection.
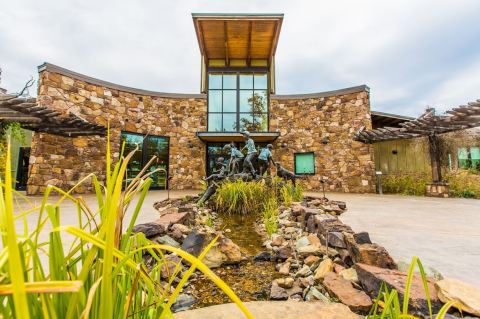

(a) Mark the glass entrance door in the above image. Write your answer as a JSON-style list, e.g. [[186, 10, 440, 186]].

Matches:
[[121, 132, 169, 189]]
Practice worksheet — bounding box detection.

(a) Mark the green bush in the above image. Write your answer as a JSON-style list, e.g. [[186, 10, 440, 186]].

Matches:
[[280, 182, 304, 205], [382, 174, 428, 196], [447, 169, 480, 199]]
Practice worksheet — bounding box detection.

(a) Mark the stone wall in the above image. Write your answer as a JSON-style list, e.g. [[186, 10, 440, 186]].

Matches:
[[28, 63, 374, 194], [28, 63, 207, 194], [270, 88, 375, 193]]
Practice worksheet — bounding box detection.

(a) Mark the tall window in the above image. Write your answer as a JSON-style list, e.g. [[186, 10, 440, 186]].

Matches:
[[121, 132, 169, 189], [208, 72, 268, 132]]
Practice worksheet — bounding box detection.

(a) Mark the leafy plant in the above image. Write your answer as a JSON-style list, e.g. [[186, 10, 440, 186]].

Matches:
[[368, 256, 457, 319], [0, 122, 25, 177], [382, 174, 428, 196], [279, 182, 304, 205], [447, 170, 480, 199], [262, 197, 278, 237], [0, 128, 253, 318]]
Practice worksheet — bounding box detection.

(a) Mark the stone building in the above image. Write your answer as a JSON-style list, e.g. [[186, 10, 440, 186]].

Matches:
[[20, 13, 377, 194]]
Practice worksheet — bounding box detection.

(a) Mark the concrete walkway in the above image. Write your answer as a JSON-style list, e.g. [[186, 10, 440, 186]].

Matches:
[[319, 192, 480, 287], [11, 190, 480, 287]]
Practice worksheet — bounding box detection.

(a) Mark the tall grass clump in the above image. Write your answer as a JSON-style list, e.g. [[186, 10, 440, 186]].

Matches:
[[213, 179, 268, 215], [0, 128, 252, 319], [280, 182, 304, 205], [262, 197, 278, 238], [368, 256, 457, 319]]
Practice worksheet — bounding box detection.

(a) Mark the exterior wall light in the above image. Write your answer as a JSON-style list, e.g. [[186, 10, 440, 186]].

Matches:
[[322, 137, 329, 145]]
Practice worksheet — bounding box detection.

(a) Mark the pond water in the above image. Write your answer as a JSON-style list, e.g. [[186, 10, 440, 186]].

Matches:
[[187, 213, 279, 308]]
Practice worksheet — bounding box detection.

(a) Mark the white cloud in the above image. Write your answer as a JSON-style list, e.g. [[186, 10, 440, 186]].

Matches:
[[0, 0, 479, 117]]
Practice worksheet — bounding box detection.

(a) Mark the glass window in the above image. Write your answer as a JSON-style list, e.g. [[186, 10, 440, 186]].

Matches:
[[208, 72, 268, 132], [208, 113, 222, 132], [471, 147, 480, 169], [240, 74, 253, 89], [121, 132, 169, 189], [239, 113, 255, 132], [254, 74, 268, 89], [223, 113, 237, 132], [223, 90, 236, 112], [240, 90, 253, 112], [295, 152, 315, 174], [208, 91, 222, 112], [208, 74, 222, 89], [223, 74, 237, 89]]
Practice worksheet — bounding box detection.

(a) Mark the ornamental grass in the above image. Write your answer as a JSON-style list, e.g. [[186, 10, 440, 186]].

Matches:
[[0, 126, 252, 319]]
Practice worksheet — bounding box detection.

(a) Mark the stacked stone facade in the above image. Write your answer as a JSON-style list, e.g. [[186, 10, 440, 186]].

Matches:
[[28, 64, 206, 194], [270, 89, 375, 193], [27, 64, 375, 194]]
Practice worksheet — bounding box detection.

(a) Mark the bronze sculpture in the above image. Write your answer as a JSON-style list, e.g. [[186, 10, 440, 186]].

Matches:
[[240, 131, 257, 177], [275, 162, 302, 186], [258, 144, 275, 176], [223, 142, 244, 175]]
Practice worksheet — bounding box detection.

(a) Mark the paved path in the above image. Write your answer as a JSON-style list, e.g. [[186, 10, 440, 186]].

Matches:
[[318, 192, 480, 287], [11, 190, 480, 287]]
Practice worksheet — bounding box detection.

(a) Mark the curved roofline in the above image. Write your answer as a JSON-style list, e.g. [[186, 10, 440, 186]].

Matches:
[[271, 85, 370, 100], [38, 62, 206, 99]]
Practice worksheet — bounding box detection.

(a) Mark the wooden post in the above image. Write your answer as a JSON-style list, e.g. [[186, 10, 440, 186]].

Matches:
[[428, 134, 442, 182]]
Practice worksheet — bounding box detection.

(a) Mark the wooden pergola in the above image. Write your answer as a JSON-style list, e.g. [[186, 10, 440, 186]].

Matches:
[[0, 95, 106, 137], [355, 99, 480, 182]]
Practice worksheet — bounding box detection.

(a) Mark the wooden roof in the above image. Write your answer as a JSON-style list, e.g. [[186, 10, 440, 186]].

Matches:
[[192, 13, 283, 64], [355, 100, 480, 143], [0, 94, 106, 137]]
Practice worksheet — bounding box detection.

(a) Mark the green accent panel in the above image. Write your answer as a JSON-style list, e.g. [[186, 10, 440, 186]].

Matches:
[[470, 147, 480, 168], [458, 147, 469, 168], [295, 153, 315, 174]]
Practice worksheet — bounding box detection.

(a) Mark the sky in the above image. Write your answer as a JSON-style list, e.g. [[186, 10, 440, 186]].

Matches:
[[1, 0, 480, 117]]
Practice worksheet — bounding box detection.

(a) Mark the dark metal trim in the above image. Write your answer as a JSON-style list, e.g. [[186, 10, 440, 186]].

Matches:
[[271, 85, 370, 100], [38, 62, 206, 99]]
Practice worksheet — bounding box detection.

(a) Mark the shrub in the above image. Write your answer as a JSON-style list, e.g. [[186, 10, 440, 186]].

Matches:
[[0, 130, 252, 318], [447, 169, 480, 199], [262, 197, 278, 238], [382, 174, 428, 196], [280, 182, 304, 205]]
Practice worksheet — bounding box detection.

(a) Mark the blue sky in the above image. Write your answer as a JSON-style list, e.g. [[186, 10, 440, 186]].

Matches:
[[1, 0, 480, 116]]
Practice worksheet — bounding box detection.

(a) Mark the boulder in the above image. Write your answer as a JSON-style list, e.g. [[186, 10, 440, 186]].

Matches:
[[295, 236, 310, 250], [340, 268, 359, 283], [323, 272, 372, 313], [132, 222, 166, 238], [314, 258, 334, 282], [181, 230, 207, 257], [345, 234, 396, 269], [435, 278, 480, 316], [355, 263, 442, 314], [153, 235, 181, 248], [270, 282, 289, 300], [174, 300, 361, 319], [254, 251, 274, 262], [307, 233, 321, 247], [171, 223, 190, 234], [271, 234, 285, 247], [299, 275, 315, 288], [203, 246, 226, 268], [353, 232, 371, 244], [172, 294, 196, 312], [276, 277, 295, 289], [277, 246, 293, 260], [217, 237, 242, 264], [295, 265, 312, 277], [160, 254, 183, 279], [277, 261, 291, 275], [304, 255, 320, 266], [397, 260, 443, 281], [324, 231, 346, 248], [305, 286, 331, 303], [155, 212, 190, 229]]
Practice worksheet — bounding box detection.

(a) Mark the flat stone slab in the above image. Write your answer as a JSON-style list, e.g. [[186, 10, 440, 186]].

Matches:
[[174, 301, 361, 319]]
